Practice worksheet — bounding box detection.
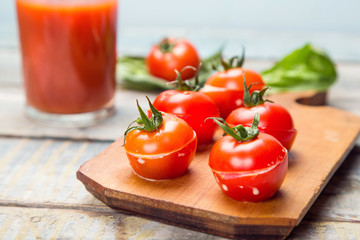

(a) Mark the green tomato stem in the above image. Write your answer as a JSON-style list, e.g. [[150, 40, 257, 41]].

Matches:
[[219, 45, 245, 70], [173, 66, 199, 91], [242, 73, 272, 107], [207, 113, 260, 142], [124, 97, 164, 143], [158, 38, 175, 53]]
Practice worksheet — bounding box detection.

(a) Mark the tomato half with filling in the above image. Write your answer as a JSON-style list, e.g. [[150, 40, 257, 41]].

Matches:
[[209, 133, 288, 202], [226, 102, 297, 150], [124, 100, 197, 180]]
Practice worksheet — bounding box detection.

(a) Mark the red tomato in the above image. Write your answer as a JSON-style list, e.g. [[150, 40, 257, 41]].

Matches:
[[153, 90, 219, 145], [146, 38, 200, 81], [201, 68, 265, 119], [226, 102, 297, 150], [124, 101, 197, 180], [209, 133, 288, 202]]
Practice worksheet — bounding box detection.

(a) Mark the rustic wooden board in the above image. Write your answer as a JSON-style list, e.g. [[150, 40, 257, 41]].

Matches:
[[76, 91, 360, 240]]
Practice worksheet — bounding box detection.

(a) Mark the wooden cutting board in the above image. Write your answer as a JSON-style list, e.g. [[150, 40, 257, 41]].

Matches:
[[77, 91, 360, 240]]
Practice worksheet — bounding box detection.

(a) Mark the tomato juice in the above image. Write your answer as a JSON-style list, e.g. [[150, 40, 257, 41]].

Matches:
[[16, 0, 117, 114]]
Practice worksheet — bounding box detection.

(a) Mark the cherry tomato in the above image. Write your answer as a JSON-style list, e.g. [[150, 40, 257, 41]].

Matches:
[[146, 38, 200, 81], [201, 58, 265, 119], [208, 115, 288, 202], [124, 98, 197, 180], [226, 103, 297, 150], [153, 90, 219, 145], [225, 79, 297, 150]]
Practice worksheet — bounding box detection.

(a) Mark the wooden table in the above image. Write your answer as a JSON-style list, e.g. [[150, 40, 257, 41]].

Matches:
[[0, 47, 359, 239]]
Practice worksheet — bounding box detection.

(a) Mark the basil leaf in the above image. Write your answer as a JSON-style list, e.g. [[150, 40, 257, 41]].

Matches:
[[261, 43, 337, 92], [116, 50, 221, 91]]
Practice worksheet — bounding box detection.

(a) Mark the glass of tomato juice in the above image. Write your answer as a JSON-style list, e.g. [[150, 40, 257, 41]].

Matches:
[[16, 0, 118, 127]]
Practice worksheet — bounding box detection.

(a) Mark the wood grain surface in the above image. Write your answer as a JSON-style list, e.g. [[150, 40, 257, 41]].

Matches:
[[77, 91, 360, 239]]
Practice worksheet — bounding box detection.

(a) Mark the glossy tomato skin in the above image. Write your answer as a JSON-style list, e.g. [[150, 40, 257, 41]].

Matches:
[[209, 133, 288, 202], [153, 90, 220, 145], [201, 68, 265, 119], [146, 38, 200, 81], [124, 113, 197, 180], [226, 102, 297, 150]]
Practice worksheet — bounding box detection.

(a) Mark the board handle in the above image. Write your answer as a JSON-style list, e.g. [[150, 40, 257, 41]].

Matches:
[[295, 91, 327, 106]]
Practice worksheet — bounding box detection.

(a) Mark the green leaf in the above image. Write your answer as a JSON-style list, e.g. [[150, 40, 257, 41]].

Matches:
[[116, 50, 221, 91], [261, 43, 337, 92], [116, 56, 172, 91]]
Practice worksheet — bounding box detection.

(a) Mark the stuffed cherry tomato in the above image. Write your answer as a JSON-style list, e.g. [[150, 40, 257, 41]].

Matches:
[[153, 67, 220, 145], [146, 37, 200, 81], [226, 78, 297, 150], [209, 114, 288, 202], [124, 98, 197, 180], [201, 54, 265, 119]]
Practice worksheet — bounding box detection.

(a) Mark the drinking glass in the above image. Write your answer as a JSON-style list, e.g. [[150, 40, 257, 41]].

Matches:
[[16, 0, 118, 127]]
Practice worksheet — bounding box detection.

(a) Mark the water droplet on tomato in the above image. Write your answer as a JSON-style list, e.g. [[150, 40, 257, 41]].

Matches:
[[235, 99, 242, 106]]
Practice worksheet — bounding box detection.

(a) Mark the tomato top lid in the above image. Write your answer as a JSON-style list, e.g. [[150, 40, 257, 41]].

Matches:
[[124, 113, 196, 155], [124, 96, 196, 155], [209, 132, 288, 172]]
